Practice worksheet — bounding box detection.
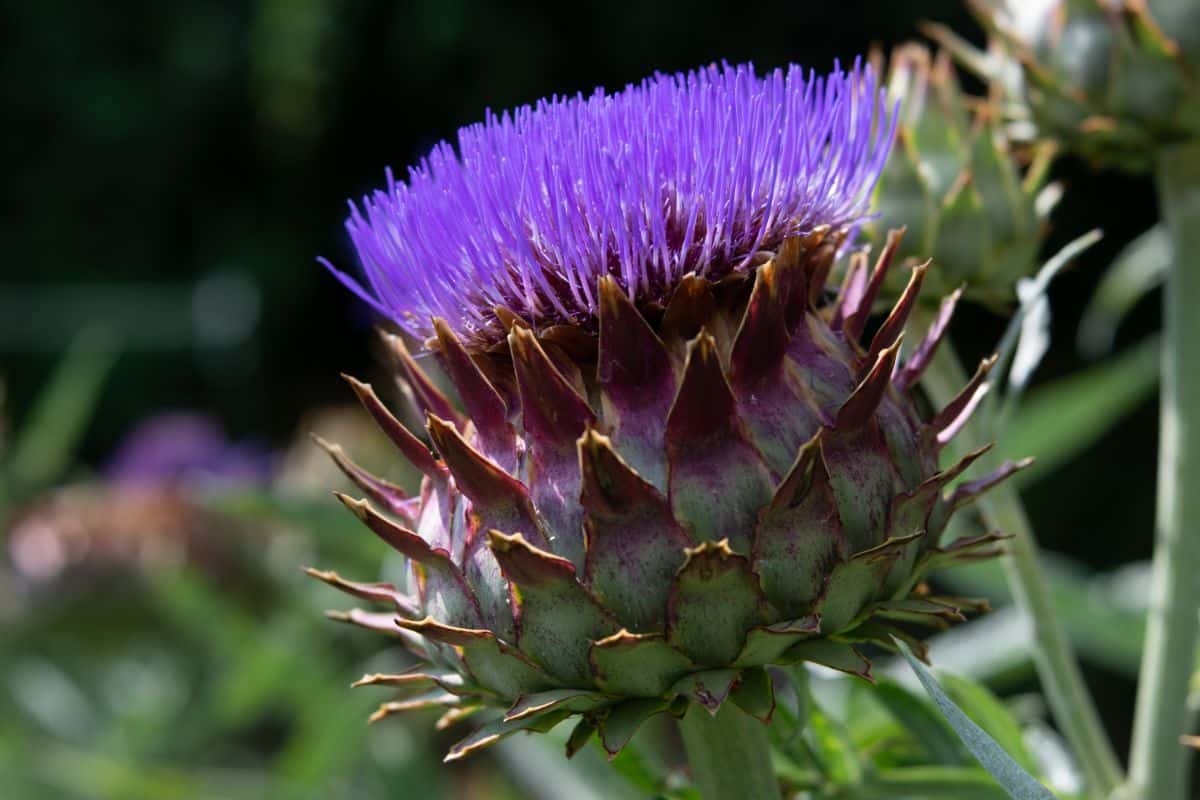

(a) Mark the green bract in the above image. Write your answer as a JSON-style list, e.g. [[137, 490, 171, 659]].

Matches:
[[310, 229, 1020, 761]]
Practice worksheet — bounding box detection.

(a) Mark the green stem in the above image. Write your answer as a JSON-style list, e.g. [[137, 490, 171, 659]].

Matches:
[[917, 319, 1123, 799], [678, 703, 781, 800], [1126, 139, 1200, 800]]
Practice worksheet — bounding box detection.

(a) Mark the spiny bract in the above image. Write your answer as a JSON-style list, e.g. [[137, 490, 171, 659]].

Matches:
[[937, 0, 1200, 173], [865, 43, 1059, 309], [312, 62, 1022, 762]]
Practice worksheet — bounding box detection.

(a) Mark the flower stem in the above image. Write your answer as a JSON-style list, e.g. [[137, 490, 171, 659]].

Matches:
[[1126, 138, 1200, 800], [678, 703, 781, 800], [916, 317, 1123, 798]]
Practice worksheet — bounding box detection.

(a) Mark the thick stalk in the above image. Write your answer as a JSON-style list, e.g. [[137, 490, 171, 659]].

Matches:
[[1127, 139, 1200, 800], [917, 319, 1123, 798], [678, 703, 781, 800]]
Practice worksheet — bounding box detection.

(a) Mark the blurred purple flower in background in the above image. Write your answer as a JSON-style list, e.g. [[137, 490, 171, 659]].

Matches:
[[8, 413, 271, 585], [105, 412, 275, 489]]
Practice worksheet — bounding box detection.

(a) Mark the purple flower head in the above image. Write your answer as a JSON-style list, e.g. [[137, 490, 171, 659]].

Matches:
[[325, 61, 896, 345]]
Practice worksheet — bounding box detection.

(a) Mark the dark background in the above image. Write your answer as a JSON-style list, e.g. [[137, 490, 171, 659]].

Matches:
[[2, 0, 1162, 760]]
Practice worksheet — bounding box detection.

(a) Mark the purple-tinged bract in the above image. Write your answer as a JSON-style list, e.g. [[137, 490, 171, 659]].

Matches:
[[326, 62, 895, 345]]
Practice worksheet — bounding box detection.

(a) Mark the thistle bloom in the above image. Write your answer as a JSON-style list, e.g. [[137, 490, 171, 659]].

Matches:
[[313, 62, 1020, 763], [324, 63, 892, 345]]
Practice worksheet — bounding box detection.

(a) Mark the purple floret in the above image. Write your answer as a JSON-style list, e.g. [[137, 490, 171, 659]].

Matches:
[[325, 61, 896, 344]]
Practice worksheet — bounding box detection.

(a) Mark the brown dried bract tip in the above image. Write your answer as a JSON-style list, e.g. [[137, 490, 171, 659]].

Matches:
[[487, 530, 577, 585], [837, 336, 903, 430], [341, 373, 444, 479], [380, 330, 462, 424], [493, 305, 532, 333], [661, 273, 717, 344]]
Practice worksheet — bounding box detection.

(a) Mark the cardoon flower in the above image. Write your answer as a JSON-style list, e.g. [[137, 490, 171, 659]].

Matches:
[[312, 62, 1020, 767]]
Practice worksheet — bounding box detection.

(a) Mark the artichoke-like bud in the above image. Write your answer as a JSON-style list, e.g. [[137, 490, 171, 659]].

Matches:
[[866, 43, 1059, 308], [313, 63, 1020, 762], [955, 0, 1200, 172]]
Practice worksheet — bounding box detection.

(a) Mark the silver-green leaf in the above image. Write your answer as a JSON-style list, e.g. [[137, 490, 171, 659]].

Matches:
[[895, 638, 1057, 799]]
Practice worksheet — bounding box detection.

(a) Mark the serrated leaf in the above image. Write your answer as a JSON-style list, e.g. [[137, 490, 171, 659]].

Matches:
[[895, 639, 1057, 799], [504, 689, 609, 723]]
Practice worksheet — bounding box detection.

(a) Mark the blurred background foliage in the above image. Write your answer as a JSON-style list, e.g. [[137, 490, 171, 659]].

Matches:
[[0, 0, 1169, 797]]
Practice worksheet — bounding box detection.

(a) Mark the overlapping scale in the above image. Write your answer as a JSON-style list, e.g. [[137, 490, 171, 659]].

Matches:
[[311, 228, 1019, 762]]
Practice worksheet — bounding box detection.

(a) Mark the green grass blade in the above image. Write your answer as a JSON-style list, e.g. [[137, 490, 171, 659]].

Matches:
[[7, 326, 119, 493]]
